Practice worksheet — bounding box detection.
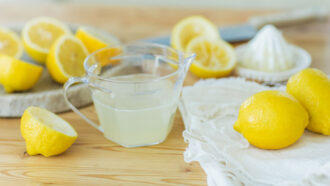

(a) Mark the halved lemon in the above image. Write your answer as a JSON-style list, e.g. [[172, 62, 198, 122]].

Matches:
[[22, 17, 71, 63], [0, 27, 23, 58], [171, 16, 220, 52], [0, 54, 43, 93], [21, 106, 78, 157], [75, 26, 120, 53], [46, 35, 88, 84], [186, 36, 236, 78]]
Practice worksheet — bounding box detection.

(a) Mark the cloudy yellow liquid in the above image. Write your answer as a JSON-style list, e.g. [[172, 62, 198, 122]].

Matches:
[[92, 74, 178, 147]]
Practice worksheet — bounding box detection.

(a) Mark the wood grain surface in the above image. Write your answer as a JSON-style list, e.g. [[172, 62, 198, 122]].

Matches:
[[0, 4, 329, 185]]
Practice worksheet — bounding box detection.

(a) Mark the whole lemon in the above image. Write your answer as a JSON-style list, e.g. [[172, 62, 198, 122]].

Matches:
[[234, 90, 309, 150], [287, 68, 330, 135]]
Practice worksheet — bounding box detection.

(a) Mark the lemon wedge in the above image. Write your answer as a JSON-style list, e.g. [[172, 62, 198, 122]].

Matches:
[[46, 35, 88, 84], [0, 54, 43, 93], [94, 47, 122, 67], [22, 17, 71, 63], [171, 16, 220, 51], [186, 36, 236, 78], [75, 26, 120, 53], [0, 27, 23, 58], [21, 106, 78, 157]]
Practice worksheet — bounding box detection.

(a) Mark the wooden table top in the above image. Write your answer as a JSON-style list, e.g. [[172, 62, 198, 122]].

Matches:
[[0, 4, 329, 185]]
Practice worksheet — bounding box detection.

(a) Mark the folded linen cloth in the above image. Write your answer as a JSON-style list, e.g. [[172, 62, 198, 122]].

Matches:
[[179, 78, 330, 186]]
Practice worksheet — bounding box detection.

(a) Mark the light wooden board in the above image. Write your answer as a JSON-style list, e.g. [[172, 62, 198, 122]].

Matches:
[[0, 4, 329, 185]]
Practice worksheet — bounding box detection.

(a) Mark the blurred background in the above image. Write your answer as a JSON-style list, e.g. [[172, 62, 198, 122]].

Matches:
[[0, 0, 329, 9]]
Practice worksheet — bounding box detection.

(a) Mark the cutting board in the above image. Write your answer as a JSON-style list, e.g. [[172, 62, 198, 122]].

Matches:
[[0, 24, 94, 117]]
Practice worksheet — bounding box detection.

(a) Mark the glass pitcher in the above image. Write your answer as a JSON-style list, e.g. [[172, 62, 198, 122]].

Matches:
[[63, 43, 195, 147]]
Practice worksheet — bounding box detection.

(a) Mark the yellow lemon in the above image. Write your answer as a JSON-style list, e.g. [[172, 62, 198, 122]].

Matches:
[[186, 36, 236, 78], [287, 68, 330, 135], [21, 106, 78, 157], [171, 16, 220, 51], [75, 26, 120, 53], [22, 17, 71, 63], [46, 35, 88, 84], [93, 47, 122, 67], [0, 27, 23, 58], [0, 54, 43, 93], [234, 90, 309, 150]]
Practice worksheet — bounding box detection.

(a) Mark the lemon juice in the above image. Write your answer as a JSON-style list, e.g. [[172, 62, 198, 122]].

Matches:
[[92, 74, 179, 147]]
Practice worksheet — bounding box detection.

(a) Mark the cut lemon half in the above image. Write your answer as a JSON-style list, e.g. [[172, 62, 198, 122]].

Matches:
[[186, 36, 236, 78], [75, 26, 120, 53], [22, 17, 71, 63], [46, 35, 88, 84], [21, 106, 78, 157], [171, 16, 220, 52], [0, 27, 23, 58], [0, 54, 43, 93]]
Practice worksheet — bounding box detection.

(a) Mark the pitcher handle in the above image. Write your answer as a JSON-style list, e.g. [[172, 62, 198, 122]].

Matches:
[[63, 77, 104, 133]]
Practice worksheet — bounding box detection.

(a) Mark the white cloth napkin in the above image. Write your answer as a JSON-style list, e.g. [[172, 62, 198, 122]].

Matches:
[[179, 78, 330, 186]]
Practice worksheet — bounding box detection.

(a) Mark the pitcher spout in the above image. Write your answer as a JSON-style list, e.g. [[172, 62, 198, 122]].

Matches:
[[183, 53, 196, 73]]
